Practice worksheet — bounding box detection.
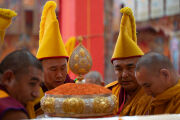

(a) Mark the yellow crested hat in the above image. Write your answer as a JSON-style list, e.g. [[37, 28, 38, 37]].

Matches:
[[0, 8, 17, 45], [36, 1, 68, 60], [111, 7, 144, 63]]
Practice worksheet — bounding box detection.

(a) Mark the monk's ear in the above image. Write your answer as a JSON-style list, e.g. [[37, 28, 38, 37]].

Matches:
[[1, 70, 16, 87], [159, 68, 170, 82]]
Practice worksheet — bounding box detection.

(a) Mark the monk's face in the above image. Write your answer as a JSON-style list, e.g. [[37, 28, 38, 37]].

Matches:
[[113, 57, 140, 91], [2, 66, 43, 106], [42, 58, 67, 90], [136, 67, 168, 97]]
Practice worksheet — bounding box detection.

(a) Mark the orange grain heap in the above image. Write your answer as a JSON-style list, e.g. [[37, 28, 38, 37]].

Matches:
[[46, 83, 111, 95]]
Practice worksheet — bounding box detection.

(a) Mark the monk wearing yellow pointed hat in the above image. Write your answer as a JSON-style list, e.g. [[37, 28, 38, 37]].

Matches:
[[105, 7, 150, 116], [26, 1, 74, 118], [36, 1, 74, 90]]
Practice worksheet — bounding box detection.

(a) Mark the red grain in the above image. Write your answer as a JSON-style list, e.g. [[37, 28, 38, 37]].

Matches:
[[46, 83, 111, 95]]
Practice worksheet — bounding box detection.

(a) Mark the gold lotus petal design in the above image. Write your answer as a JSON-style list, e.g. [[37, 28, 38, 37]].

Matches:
[[74, 54, 79, 61], [62, 98, 85, 114], [74, 64, 79, 70], [79, 48, 85, 57], [87, 64, 91, 68], [41, 97, 55, 113], [78, 68, 87, 74], [93, 97, 110, 113], [79, 58, 86, 65]]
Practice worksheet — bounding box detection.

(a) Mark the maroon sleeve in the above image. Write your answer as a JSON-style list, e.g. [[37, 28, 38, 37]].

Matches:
[[65, 74, 75, 83], [0, 96, 29, 119]]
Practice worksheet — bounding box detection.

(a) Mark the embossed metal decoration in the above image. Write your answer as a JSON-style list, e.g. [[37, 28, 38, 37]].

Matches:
[[69, 38, 92, 82], [41, 94, 117, 117], [41, 97, 55, 113], [93, 97, 110, 113], [62, 98, 85, 114]]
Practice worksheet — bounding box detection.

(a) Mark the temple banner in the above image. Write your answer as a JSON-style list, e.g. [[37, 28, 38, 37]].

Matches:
[[165, 0, 180, 16], [150, 0, 164, 19], [136, 0, 149, 21]]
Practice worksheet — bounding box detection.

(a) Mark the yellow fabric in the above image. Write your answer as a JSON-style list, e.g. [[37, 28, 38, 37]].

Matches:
[[65, 37, 76, 56], [0, 8, 17, 45], [112, 7, 144, 60], [131, 93, 152, 115], [0, 89, 9, 98], [26, 101, 35, 118], [105, 81, 121, 113], [105, 81, 118, 88], [120, 88, 150, 116], [142, 80, 180, 115], [105, 81, 150, 116], [36, 1, 68, 59], [26, 87, 44, 118], [65, 37, 76, 72]]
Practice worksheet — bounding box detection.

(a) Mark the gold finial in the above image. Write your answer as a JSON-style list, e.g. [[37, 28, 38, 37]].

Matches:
[[77, 36, 83, 44]]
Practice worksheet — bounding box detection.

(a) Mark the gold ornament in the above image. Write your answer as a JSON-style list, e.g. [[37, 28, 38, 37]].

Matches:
[[111, 95, 118, 112], [69, 38, 92, 82], [93, 97, 110, 113], [87, 56, 91, 62], [79, 58, 86, 65], [74, 54, 79, 61], [79, 48, 85, 57], [41, 97, 55, 113], [74, 63, 79, 70], [78, 68, 87, 74], [62, 98, 85, 114]]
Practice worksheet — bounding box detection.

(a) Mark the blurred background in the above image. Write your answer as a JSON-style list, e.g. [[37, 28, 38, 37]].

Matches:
[[0, 0, 180, 85]]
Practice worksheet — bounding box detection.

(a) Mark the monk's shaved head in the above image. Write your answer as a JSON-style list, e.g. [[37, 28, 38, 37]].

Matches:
[[135, 52, 178, 97], [136, 52, 174, 74]]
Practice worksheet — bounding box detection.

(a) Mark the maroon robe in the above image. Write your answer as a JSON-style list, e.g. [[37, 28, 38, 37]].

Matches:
[[0, 86, 28, 119]]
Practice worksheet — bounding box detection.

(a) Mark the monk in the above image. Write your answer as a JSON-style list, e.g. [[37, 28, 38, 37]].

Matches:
[[36, 1, 74, 92], [0, 49, 43, 120], [27, 1, 74, 118], [135, 52, 180, 114], [105, 7, 149, 116], [85, 71, 104, 86]]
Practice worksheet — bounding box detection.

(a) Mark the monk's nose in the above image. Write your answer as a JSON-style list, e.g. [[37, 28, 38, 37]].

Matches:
[[122, 70, 128, 78], [56, 71, 63, 78], [32, 90, 40, 98]]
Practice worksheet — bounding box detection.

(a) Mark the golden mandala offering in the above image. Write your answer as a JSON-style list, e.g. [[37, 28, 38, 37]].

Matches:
[[41, 38, 117, 117], [41, 83, 117, 117]]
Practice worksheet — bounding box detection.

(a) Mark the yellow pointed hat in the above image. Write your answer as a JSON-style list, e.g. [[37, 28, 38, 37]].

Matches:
[[111, 7, 144, 62], [36, 1, 68, 60], [0, 8, 17, 45]]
